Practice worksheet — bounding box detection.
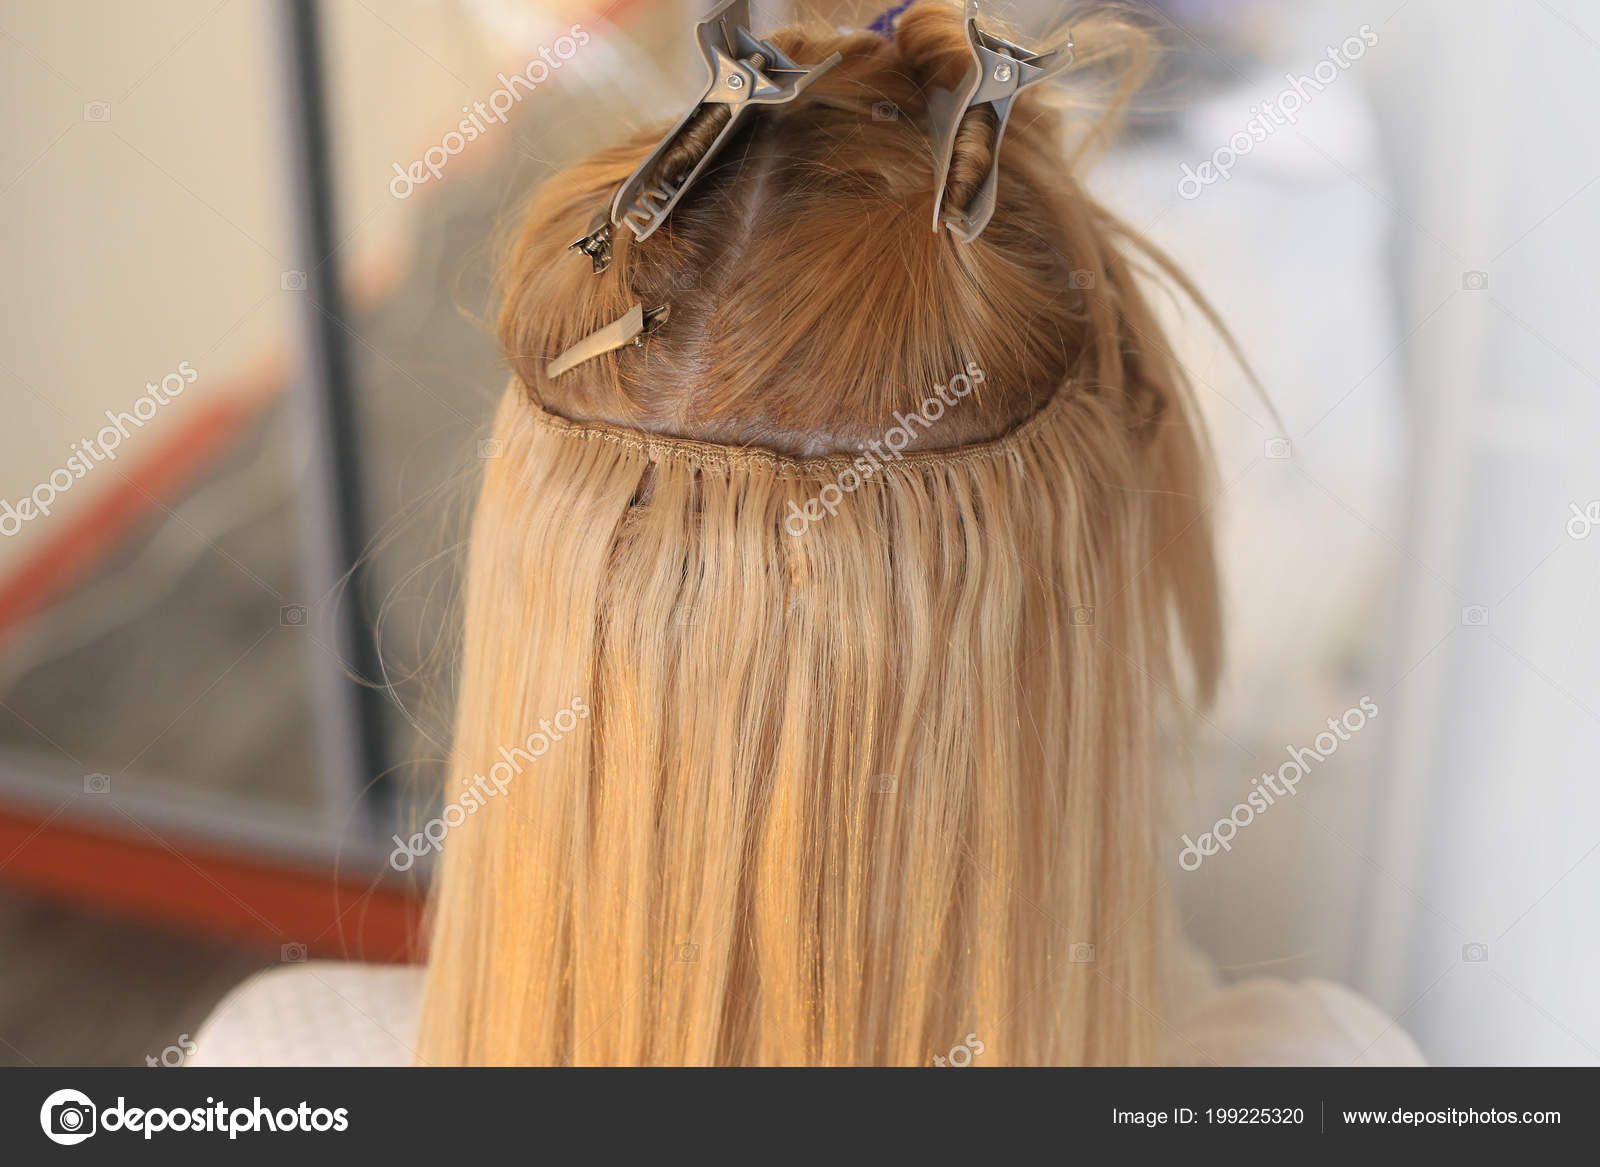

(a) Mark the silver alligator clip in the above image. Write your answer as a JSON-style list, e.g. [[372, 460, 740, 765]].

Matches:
[[928, 1, 1073, 242], [570, 207, 613, 275], [547, 302, 671, 379], [609, 0, 840, 245]]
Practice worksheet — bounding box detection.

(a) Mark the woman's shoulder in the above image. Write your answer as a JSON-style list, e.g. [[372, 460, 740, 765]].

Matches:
[[188, 961, 424, 1067], [1165, 974, 1426, 1066], [1159, 938, 1424, 1066], [191, 956, 1424, 1066]]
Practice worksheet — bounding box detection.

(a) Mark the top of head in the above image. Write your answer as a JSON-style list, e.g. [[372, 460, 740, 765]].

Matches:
[[498, 1, 1155, 457]]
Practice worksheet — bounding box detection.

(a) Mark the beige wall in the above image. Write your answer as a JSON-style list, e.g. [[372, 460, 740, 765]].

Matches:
[[0, 0, 604, 575]]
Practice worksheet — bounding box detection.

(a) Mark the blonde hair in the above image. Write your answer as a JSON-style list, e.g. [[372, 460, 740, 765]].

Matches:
[[417, 1, 1220, 1066]]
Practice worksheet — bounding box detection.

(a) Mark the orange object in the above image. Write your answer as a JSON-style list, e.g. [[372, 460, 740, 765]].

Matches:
[[0, 804, 424, 962]]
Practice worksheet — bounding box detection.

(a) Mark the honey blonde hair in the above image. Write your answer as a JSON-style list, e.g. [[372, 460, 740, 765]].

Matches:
[[417, 1, 1220, 1065]]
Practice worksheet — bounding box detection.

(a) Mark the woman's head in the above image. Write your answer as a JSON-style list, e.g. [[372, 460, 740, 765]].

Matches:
[[498, 1, 1169, 454], [419, 1, 1220, 1066]]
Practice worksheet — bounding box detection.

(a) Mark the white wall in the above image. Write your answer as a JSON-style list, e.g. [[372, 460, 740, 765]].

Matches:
[[1358, 0, 1600, 1065], [1092, 0, 1600, 1064]]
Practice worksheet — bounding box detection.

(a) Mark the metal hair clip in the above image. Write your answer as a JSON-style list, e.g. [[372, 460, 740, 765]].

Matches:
[[574, 0, 840, 269], [547, 302, 671, 379], [928, 1, 1073, 243], [570, 208, 613, 275]]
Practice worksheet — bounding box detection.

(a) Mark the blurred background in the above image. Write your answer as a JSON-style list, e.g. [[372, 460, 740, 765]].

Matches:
[[0, 0, 1595, 1066]]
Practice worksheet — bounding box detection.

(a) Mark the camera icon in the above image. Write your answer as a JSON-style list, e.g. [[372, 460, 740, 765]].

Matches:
[[42, 1091, 97, 1145], [1070, 605, 1095, 627], [675, 942, 699, 963], [83, 773, 111, 795], [1069, 942, 1097, 963], [281, 270, 308, 291], [873, 774, 898, 794], [281, 941, 308, 963], [872, 101, 899, 121], [672, 269, 700, 291], [1461, 270, 1489, 291], [1068, 269, 1095, 290], [83, 101, 111, 122], [1461, 605, 1489, 627], [477, 438, 504, 459], [1461, 942, 1489, 963], [1264, 437, 1292, 460], [280, 604, 307, 627]]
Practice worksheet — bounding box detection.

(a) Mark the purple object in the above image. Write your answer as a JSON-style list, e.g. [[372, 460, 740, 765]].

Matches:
[[868, 0, 914, 40]]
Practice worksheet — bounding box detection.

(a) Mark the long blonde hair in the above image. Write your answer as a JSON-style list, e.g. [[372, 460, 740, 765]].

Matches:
[[418, 0, 1220, 1066]]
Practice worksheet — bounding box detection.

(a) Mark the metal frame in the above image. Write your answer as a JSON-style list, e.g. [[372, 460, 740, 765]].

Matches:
[[0, 1, 393, 872], [270, 0, 391, 839]]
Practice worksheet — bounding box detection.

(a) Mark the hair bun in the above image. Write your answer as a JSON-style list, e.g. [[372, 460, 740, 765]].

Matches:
[[890, 1, 978, 93]]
